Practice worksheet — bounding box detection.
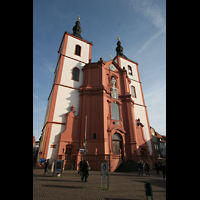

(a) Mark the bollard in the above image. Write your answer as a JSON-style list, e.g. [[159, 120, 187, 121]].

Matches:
[[144, 182, 153, 200]]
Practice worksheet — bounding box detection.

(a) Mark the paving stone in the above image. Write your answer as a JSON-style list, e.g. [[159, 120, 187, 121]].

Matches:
[[33, 169, 166, 200]]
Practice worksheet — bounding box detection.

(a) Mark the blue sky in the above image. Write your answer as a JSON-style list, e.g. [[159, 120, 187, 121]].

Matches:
[[33, 0, 166, 140]]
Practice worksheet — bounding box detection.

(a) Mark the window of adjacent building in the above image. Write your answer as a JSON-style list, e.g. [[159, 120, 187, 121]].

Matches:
[[72, 67, 80, 81], [111, 103, 120, 120], [128, 65, 132, 75], [75, 45, 81, 56], [131, 86, 136, 98], [154, 144, 159, 149], [94, 133, 96, 139]]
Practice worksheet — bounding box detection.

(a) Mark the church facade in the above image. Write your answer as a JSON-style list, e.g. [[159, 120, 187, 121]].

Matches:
[[37, 18, 157, 171]]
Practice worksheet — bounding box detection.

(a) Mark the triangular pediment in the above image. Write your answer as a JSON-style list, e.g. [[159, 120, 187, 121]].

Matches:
[[102, 58, 132, 84], [103, 60, 124, 73]]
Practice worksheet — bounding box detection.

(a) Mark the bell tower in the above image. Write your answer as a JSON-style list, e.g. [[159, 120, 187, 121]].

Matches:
[[37, 18, 93, 166], [114, 38, 154, 158]]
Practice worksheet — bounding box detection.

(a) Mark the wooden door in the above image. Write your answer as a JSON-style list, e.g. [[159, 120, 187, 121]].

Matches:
[[113, 141, 120, 155]]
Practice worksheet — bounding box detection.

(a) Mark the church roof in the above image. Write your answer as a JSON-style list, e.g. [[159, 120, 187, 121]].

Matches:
[[116, 39, 127, 59]]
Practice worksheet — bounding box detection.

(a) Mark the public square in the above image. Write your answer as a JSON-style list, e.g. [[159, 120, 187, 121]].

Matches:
[[33, 168, 166, 200]]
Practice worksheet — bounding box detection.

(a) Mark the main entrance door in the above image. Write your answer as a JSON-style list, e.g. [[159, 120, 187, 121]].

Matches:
[[112, 133, 122, 155]]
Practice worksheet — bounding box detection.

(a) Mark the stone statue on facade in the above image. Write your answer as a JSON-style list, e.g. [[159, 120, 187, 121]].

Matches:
[[111, 77, 118, 99]]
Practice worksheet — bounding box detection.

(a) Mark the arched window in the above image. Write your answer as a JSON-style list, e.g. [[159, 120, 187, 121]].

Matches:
[[111, 103, 120, 120], [72, 67, 80, 81], [112, 133, 121, 140], [131, 86, 136, 98], [75, 45, 81, 56], [128, 65, 132, 75]]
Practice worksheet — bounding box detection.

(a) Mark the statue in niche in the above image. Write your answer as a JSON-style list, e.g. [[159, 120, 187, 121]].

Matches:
[[111, 77, 118, 99], [111, 77, 116, 87]]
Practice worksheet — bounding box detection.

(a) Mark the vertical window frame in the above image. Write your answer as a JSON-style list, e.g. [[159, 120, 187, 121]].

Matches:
[[71, 67, 80, 82], [111, 102, 120, 120], [128, 65, 133, 76], [74, 44, 81, 57], [131, 85, 136, 98]]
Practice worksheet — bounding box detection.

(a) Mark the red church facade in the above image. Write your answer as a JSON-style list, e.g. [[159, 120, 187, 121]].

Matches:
[[37, 18, 157, 171], [57, 57, 157, 171]]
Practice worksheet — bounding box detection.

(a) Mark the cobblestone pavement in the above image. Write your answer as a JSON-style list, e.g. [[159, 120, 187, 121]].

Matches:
[[33, 169, 166, 200]]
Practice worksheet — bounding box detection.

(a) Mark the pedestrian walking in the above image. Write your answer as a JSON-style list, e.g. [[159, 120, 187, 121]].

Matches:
[[145, 161, 150, 176], [44, 159, 49, 175], [81, 160, 89, 182], [138, 159, 141, 175], [78, 159, 83, 175], [141, 161, 144, 175], [137, 160, 141, 175], [161, 162, 166, 179], [138, 159, 144, 176], [86, 160, 90, 180]]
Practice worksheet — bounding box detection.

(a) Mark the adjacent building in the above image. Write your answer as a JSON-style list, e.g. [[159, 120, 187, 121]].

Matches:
[[156, 132, 166, 159], [150, 126, 166, 160], [150, 126, 160, 158]]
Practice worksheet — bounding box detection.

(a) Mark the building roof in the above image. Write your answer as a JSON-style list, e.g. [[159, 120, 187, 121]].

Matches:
[[156, 132, 166, 139], [156, 132, 162, 138]]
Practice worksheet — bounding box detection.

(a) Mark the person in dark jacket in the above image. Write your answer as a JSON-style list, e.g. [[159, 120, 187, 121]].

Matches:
[[81, 160, 89, 182], [138, 159, 144, 176], [44, 159, 49, 175], [78, 159, 83, 175], [145, 161, 150, 176], [86, 160, 90, 179], [161, 162, 166, 179]]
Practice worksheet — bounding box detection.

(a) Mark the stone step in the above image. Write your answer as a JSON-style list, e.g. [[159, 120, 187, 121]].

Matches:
[[115, 160, 138, 172]]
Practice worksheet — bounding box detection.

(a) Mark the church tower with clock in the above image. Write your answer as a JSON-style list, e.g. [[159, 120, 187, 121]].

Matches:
[[37, 19, 157, 171]]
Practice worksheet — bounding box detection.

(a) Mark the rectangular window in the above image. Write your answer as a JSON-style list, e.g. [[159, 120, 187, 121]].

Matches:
[[75, 45, 81, 56], [131, 86, 136, 98], [94, 133, 96, 139], [72, 67, 80, 81], [111, 103, 120, 120]]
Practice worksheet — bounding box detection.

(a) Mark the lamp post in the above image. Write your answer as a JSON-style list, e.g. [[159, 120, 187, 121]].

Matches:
[[83, 115, 87, 160]]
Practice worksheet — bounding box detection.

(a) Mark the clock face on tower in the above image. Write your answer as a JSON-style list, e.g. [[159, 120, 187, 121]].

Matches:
[[109, 64, 116, 71]]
